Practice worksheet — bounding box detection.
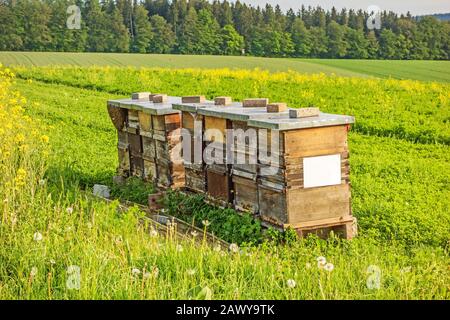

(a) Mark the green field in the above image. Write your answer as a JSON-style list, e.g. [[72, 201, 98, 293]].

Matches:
[[0, 62, 449, 299], [1, 51, 450, 82]]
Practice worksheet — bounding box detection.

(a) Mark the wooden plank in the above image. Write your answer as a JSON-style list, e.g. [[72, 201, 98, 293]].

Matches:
[[117, 147, 130, 177], [128, 133, 142, 157], [127, 109, 140, 130], [267, 103, 287, 113], [130, 155, 144, 178], [289, 107, 320, 118], [185, 167, 207, 192], [243, 98, 268, 108], [117, 131, 128, 148], [152, 94, 168, 103], [107, 105, 127, 131], [284, 125, 348, 157], [142, 136, 156, 160], [207, 169, 232, 202], [287, 184, 351, 224], [164, 113, 181, 132], [132, 92, 150, 100], [215, 96, 232, 105], [258, 185, 288, 225], [138, 111, 152, 133], [284, 215, 354, 229], [233, 176, 258, 213], [182, 96, 206, 103], [204, 116, 227, 144], [143, 159, 157, 182], [152, 115, 165, 132], [156, 160, 172, 187]]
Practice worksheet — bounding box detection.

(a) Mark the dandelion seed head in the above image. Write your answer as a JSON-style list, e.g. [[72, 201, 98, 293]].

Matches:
[[229, 243, 239, 253], [186, 268, 196, 276], [202, 220, 211, 227], [33, 232, 43, 242], [30, 266, 38, 277], [149, 228, 158, 238], [317, 256, 327, 268], [131, 268, 141, 276], [286, 279, 296, 288], [324, 262, 334, 272], [191, 230, 199, 238]]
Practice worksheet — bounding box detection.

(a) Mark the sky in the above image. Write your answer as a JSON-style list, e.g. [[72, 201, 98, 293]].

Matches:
[[237, 0, 450, 16]]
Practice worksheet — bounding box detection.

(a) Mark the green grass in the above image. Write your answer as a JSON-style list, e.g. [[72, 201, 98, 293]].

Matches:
[[13, 75, 450, 247], [1, 66, 449, 299], [2, 51, 450, 82], [308, 59, 450, 82]]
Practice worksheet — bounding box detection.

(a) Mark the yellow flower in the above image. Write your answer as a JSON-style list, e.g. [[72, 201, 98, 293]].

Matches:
[[40, 135, 49, 143]]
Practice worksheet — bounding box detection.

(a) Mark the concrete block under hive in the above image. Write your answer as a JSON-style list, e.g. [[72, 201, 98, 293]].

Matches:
[[248, 110, 355, 239]]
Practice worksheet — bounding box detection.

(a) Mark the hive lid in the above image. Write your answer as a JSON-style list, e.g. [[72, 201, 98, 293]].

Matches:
[[247, 112, 355, 131], [172, 101, 215, 113], [108, 96, 182, 115]]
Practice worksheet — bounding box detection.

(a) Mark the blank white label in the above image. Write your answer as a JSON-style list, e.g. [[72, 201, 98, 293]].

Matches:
[[303, 154, 341, 188]]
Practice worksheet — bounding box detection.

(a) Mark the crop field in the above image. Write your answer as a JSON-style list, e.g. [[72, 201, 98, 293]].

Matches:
[[1, 52, 450, 82], [0, 61, 449, 299]]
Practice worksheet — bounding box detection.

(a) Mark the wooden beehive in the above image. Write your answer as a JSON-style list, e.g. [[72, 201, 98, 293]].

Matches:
[[197, 103, 285, 212], [172, 98, 215, 194], [107, 95, 184, 189], [248, 111, 355, 238]]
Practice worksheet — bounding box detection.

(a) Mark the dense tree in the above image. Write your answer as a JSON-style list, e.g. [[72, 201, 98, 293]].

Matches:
[[149, 14, 175, 53], [220, 24, 244, 55], [379, 29, 397, 59], [107, 8, 130, 52], [85, 0, 110, 52], [327, 21, 347, 58], [0, 3, 24, 50], [290, 18, 312, 57], [132, 5, 153, 53], [0, 0, 448, 60], [345, 28, 368, 59], [196, 9, 221, 54], [309, 27, 328, 58]]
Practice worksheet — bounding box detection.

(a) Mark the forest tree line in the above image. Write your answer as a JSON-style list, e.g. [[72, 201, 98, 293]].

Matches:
[[0, 0, 449, 60]]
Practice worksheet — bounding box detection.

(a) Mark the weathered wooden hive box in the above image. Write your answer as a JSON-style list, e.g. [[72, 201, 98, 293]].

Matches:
[[107, 93, 184, 189], [248, 110, 355, 238], [172, 96, 211, 194], [196, 98, 287, 211]]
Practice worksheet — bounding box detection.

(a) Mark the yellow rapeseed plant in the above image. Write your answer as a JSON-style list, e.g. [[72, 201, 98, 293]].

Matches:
[[0, 64, 49, 224]]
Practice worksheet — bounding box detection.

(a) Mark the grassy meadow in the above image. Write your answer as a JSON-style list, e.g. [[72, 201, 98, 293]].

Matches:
[[0, 57, 449, 299], [1, 52, 450, 82]]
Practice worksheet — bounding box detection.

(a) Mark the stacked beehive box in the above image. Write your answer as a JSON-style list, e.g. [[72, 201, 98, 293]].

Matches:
[[197, 98, 287, 212], [172, 96, 210, 194], [248, 108, 355, 238], [107, 93, 184, 189], [108, 93, 356, 239]]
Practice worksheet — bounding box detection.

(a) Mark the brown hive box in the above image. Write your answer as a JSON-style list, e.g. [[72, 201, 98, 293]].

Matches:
[[172, 99, 215, 193], [107, 96, 185, 189], [248, 111, 356, 239], [196, 102, 281, 212]]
